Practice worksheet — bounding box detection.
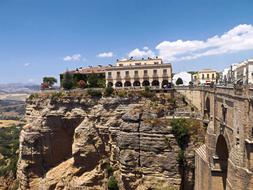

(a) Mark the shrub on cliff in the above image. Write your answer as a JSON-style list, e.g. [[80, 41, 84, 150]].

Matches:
[[108, 176, 119, 190], [140, 86, 155, 98], [117, 90, 127, 98], [104, 86, 114, 97], [171, 118, 190, 150], [28, 93, 39, 100], [87, 88, 102, 98]]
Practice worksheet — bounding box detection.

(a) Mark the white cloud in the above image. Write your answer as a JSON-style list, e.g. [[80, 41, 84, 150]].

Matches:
[[24, 62, 31, 67], [128, 47, 155, 58], [97, 52, 114, 58], [63, 54, 82, 61], [156, 24, 253, 61]]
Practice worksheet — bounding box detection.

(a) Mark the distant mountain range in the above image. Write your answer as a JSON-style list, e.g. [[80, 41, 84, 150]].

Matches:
[[0, 83, 40, 94]]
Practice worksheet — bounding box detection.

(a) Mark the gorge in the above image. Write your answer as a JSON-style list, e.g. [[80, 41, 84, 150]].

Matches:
[[16, 90, 205, 190]]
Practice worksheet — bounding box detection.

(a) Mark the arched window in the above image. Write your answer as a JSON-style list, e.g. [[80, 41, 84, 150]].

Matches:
[[124, 81, 131, 87], [133, 81, 140, 87], [152, 80, 159, 87], [142, 80, 150, 86], [115, 81, 123, 87], [107, 82, 113, 87]]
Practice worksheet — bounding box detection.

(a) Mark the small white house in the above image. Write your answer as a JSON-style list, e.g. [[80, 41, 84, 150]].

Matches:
[[173, 72, 192, 86]]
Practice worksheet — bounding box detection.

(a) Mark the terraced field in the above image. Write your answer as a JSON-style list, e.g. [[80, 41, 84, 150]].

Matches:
[[0, 99, 25, 120]]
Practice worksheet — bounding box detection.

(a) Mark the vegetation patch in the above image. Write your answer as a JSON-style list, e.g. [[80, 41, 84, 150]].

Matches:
[[171, 118, 190, 150], [108, 176, 119, 190], [28, 93, 39, 101], [103, 86, 114, 97], [87, 88, 102, 98], [0, 125, 22, 177]]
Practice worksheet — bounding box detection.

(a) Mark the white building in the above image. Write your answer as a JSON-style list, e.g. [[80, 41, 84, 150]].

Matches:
[[235, 59, 253, 84], [105, 58, 172, 88], [173, 72, 192, 86], [221, 68, 230, 84]]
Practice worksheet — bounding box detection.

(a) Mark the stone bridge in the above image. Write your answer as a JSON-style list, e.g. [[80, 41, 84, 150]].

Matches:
[[177, 86, 253, 190]]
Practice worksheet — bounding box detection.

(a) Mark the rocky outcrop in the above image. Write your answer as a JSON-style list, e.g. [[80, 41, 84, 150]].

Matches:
[[17, 93, 204, 190]]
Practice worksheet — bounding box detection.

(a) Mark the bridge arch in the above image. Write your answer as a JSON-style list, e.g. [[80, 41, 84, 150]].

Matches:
[[214, 135, 229, 190], [205, 96, 211, 118]]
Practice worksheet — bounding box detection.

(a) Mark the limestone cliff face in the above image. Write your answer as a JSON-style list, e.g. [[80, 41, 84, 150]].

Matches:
[[17, 93, 204, 190]]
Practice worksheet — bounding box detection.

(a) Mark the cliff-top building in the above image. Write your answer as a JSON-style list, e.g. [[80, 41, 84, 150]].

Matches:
[[193, 69, 218, 85], [60, 66, 106, 87], [105, 57, 172, 88]]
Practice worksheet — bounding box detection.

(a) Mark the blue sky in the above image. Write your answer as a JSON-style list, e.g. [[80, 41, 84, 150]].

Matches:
[[1, 0, 253, 84]]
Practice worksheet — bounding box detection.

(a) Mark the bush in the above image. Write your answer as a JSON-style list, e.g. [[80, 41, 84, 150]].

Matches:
[[51, 92, 65, 100], [117, 90, 127, 98], [104, 86, 114, 97], [108, 176, 119, 190], [28, 93, 39, 100], [140, 86, 155, 98], [87, 88, 102, 98], [171, 118, 190, 149]]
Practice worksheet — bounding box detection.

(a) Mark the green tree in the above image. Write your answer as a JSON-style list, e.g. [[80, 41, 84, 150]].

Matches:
[[43, 77, 57, 87], [176, 77, 183, 85], [62, 71, 74, 90], [87, 74, 98, 87]]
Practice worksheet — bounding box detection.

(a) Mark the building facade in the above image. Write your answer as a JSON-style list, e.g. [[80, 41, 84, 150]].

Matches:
[[219, 59, 253, 85], [60, 66, 106, 87], [235, 59, 253, 84], [105, 58, 172, 88], [193, 69, 217, 85], [173, 72, 192, 86]]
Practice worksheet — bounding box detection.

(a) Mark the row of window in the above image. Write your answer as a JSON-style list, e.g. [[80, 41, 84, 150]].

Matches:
[[108, 69, 167, 77], [202, 73, 215, 79], [118, 61, 160, 66]]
